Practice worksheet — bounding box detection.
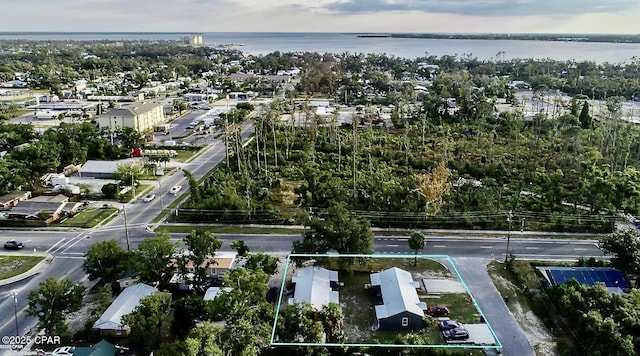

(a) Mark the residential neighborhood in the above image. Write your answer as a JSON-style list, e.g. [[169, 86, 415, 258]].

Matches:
[[1, 35, 640, 356]]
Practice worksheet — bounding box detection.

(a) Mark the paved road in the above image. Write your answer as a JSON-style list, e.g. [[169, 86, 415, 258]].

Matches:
[[0, 117, 607, 353]]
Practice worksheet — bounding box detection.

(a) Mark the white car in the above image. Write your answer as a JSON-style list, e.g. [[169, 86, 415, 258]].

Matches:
[[51, 346, 75, 355], [143, 194, 156, 202], [169, 185, 182, 195]]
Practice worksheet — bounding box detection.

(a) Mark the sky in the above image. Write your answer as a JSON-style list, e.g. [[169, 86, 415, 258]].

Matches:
[[2, 0, 640, 34]]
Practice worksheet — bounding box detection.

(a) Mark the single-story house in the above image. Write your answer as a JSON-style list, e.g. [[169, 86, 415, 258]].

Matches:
[[93, 283, 158, 337], [0, 191, 31, 209], [8, 194, 81, 223], [181, 251, 238, 279], [369, 267, 426, 331], [289, 266, 340, 310]]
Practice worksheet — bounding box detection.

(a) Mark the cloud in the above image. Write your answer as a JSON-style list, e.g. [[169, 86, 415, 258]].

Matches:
[[324, 0, 640, 17]]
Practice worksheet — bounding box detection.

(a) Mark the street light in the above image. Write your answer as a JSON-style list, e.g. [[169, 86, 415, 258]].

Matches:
[[158, 179, 164, 211], [13, 290, 19, 336]]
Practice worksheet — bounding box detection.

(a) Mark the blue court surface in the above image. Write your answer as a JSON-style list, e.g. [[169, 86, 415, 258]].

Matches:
[[540, 267, 630, 290]]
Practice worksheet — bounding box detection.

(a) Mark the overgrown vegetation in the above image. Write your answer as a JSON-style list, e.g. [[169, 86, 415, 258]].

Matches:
[[488, 228, 640, 356]]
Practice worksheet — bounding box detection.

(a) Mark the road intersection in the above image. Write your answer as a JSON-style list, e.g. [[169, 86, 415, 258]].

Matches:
[[0, 119, 607, 355]]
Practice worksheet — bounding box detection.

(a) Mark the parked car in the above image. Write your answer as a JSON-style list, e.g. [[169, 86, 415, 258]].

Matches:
[[143, 194, 156, 202], [51, 346, 75, 355], [442, 327, 469, 340], [439, 320, 463, 330], [4, 240, 24, 250], [169, 185, 182, 195], [426, 304, 450, 317]]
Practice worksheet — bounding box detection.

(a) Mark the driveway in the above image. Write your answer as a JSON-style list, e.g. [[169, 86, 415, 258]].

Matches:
[[452, 257, 535, 356]]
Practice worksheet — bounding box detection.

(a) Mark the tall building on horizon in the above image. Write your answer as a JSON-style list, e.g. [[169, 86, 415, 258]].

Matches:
[[182, 34, 203, 46]]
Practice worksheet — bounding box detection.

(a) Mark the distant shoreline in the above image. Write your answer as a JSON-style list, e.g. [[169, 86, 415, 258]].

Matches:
[[357, 33, 640, 44]]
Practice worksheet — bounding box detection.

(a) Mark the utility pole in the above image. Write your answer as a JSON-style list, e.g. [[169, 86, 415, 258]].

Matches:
[[131, 172, 135, 200], [123, 204, 131, 251], [505, 210, 513, 263]]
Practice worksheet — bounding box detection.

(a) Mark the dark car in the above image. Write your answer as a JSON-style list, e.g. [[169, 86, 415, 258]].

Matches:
[[439, 320, 463, 330], [426, 304, 450, 317], [4, 240, 24, 250], [442, 327, 469, 340]]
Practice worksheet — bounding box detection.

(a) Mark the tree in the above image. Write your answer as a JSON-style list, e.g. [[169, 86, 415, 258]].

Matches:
[[27, 277, 85, 336], [171, 294, 208, 338], [214, 268, 275, 355], [118, 127, 144, 152], [294, 202, 374, 254], [408, 231, 426, 266], [157, 321, 225, 356], [101, 183, 119, 199], [579, 100, 592, 129], [243, 252, 280, 275], [600, 228, 640, 275], [277, 302, 324, 343], [412, 161, 451, 214], [319, 302, 346, 343], [230, 240, 250, 256], [82, 239, 131, 285], [134, 231, 177, 285], [121, 292, 173, 348], [114, 163, 142, 188], [182, 229, 223, 286]]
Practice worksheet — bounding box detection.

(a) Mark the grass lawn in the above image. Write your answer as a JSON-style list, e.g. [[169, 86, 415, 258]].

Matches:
[[0, 255, 45, 280], [57, 207, 118, 228], [289, 256, 473, 347], [174, 148, 201, 163]]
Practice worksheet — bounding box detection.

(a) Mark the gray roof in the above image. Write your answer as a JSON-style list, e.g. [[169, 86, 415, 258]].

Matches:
[[93, 283, 157, 331], [79, 159, 140, 175], [102, 102, 162, 117], [370, 267, 425, 319], [9, 195, 68, 217], [291, 266, 339, 310]]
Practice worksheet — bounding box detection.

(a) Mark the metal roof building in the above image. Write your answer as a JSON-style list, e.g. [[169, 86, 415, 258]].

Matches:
[[290, 266, 339, 310], [93, 283, 158, 337], [370, 267, 426, 331]]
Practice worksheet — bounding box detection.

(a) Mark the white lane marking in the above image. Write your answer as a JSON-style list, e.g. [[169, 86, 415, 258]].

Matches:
[[45, 239, 66, 254]]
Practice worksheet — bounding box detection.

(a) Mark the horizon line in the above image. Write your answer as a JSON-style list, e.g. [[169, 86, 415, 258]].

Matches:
[[0, 31, 639, 36]]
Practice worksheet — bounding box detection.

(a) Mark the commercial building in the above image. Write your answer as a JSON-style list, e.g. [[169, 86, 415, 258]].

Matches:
[[98, 102, 164, 133]]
